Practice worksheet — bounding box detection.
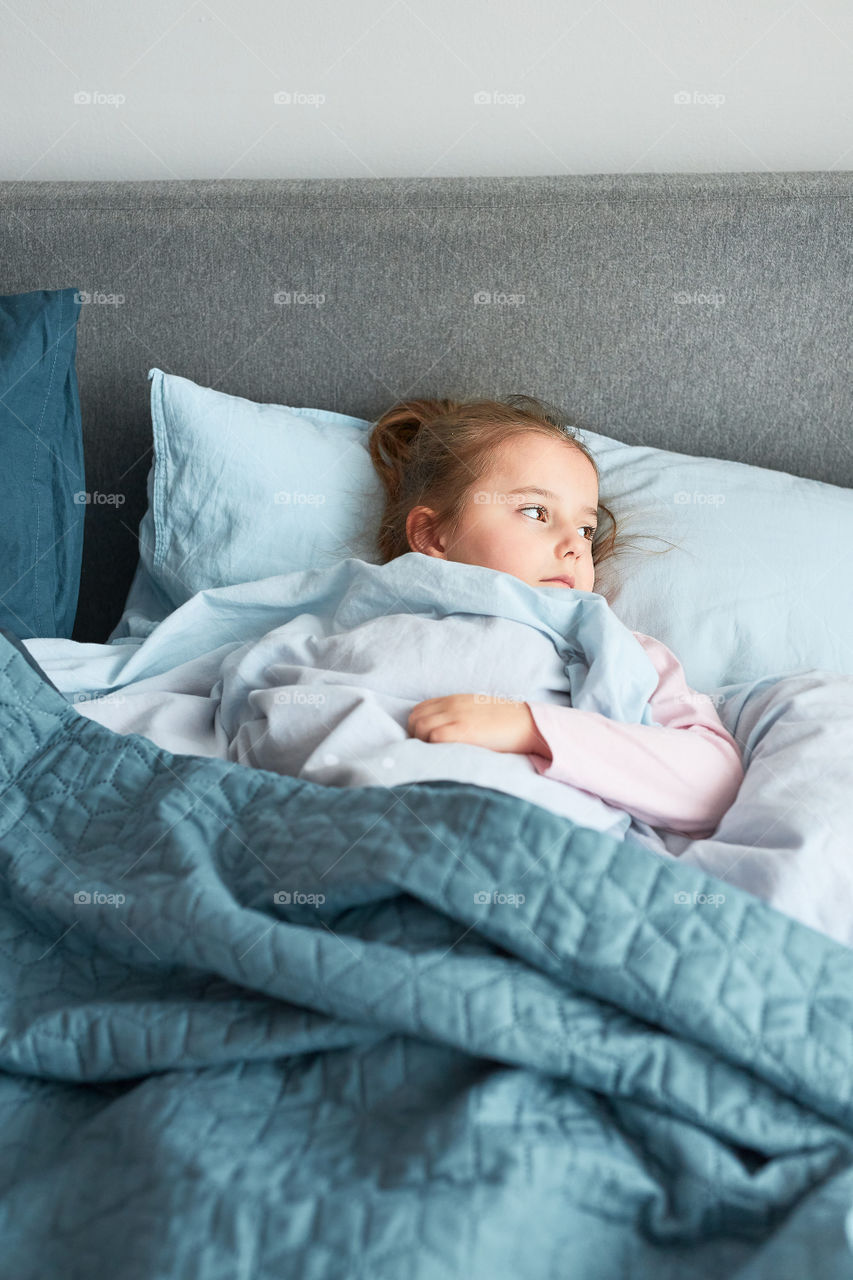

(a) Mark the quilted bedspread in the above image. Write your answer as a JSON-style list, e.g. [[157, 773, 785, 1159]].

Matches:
[[2, 632, 853, 1279]]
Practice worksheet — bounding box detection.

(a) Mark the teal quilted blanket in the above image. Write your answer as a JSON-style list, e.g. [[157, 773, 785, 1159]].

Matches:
[[2, 632, 853, 1279]]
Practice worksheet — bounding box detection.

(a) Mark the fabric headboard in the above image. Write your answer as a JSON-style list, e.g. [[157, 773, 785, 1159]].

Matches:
[[1, 171, 850, 643]]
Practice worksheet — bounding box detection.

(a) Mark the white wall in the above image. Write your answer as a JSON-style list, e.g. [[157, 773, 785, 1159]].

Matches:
[[2, 0, 852, 179]]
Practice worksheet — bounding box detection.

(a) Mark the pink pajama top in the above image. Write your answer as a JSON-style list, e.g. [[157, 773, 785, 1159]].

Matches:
[[525, 631, 745, 840]]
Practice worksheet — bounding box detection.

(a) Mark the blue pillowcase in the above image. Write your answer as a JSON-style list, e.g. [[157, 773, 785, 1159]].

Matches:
[[110, 368, 383, 639], [0, 288, 85, 638], [576, 426, 853, 689]]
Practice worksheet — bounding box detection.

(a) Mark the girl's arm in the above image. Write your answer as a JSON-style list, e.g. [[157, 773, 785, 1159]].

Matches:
[[525, 631, 745, 839]]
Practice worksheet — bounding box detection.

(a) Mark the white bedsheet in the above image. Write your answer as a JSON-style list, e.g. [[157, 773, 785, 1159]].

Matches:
[[658, 669, 853, 946]]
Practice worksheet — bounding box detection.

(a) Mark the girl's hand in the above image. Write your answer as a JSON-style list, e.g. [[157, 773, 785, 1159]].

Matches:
[[407, 694, 550, 756]]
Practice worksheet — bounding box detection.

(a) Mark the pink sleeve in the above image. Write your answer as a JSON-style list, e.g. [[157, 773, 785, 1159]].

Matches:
[[525, 631, 745, 839]]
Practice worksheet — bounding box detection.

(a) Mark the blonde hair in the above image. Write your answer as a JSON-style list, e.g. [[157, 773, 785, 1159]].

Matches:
[[366, 394, 677, 591]]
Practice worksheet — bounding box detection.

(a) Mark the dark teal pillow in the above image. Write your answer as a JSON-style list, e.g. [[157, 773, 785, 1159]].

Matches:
[[0, 288, 85, 638]]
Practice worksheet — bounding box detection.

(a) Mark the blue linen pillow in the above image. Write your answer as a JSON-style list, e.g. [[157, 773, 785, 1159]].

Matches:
[[0, 288, 85, 638], [109, 369, 383, 640], [578, 427, 853, 690]]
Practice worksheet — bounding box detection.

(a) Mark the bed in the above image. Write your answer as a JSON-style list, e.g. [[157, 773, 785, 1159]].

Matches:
[[2, 172, 853, 1279]]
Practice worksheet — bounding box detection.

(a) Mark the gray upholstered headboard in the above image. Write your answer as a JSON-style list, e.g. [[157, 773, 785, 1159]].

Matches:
[[2, 171, 851, 643]]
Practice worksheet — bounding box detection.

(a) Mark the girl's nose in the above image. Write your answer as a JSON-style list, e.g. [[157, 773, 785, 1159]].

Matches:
[[557, 532, 582, 556]]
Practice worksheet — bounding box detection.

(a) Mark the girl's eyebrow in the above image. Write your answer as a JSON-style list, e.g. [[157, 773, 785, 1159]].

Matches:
[[506, 486, 598, 517]]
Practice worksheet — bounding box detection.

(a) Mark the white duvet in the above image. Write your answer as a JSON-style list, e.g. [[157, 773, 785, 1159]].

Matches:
[[24, 555, 853, 948]]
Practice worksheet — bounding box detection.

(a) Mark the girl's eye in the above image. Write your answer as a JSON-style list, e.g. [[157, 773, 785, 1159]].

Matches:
[[518, 505, 597, 541], [519, 503, 548, 522]]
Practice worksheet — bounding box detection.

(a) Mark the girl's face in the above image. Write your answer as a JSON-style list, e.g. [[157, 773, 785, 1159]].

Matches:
[[407, 435, 599, 593]]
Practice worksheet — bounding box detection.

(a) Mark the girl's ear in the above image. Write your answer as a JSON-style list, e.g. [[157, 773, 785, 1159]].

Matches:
[[406, 506, 446, 558]]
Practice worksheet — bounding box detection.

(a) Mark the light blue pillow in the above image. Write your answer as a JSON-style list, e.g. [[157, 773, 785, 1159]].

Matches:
[[111, 369, 382, 639], [578, 428, 853, 690]]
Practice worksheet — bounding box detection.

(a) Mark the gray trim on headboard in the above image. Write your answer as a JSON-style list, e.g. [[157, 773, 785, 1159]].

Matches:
[[2, 171, 851, 642]]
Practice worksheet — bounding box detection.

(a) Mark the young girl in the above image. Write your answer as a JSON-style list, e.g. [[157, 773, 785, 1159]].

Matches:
[[367, 394, 745, 842]]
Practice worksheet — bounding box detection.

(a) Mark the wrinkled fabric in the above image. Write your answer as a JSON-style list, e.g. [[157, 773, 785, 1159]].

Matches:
[[3, 633, 853, 1279], [27, 555, 665, 844]]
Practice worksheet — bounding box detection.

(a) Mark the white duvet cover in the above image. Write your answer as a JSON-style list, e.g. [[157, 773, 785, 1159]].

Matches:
[[24, 555, 853, 947]]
